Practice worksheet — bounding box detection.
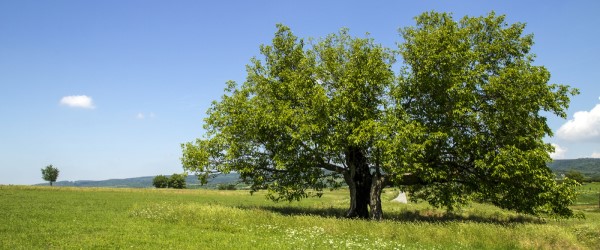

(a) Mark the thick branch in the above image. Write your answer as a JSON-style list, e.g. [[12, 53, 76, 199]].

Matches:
[[395, 173, 427, 186], [319, 162, 346, 174], [295, 139, 347, 174]]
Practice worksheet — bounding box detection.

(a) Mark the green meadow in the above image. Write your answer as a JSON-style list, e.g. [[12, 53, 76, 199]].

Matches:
[[1, 184, 599, 249]]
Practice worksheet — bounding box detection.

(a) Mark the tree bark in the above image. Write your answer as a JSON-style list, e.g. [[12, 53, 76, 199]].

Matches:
[[343, 172, 358, 217], [344, 147, 372, 219], [369, 172, 385, 220]]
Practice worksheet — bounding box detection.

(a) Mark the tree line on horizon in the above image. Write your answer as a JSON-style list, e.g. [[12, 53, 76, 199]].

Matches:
[[152, 174, 187, 189]]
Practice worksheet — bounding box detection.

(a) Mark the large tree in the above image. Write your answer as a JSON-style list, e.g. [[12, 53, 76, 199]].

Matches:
[[41, 164, 59, 186], [397, 12, 579, 216], [182, 12, 579, 219]]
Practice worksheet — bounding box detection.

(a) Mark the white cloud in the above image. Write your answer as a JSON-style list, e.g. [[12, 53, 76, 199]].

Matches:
[[549, 143, 567, 159], [591, 152, 600, 158], [556, 104, 600, 142], [59, 95, 95, 109], [136, 112, 156, 120]]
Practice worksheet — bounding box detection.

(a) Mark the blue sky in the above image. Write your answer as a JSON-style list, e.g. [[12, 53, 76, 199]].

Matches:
[[1, 1, 599, 184]]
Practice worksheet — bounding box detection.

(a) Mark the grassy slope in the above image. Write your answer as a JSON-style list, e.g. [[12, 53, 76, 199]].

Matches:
[[1, 185, 599, 249]]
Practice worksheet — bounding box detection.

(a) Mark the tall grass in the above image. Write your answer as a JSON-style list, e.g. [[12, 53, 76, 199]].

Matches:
[[1, 185, 598, 249]]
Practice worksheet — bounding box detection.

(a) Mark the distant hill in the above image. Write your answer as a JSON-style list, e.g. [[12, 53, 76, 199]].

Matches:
[[34, 159, 600, 187], [34, 173, 242, 188], [548, 158, 600, 174], [548, 158, 600, 178]]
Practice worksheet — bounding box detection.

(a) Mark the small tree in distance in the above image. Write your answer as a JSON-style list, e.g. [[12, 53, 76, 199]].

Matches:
[[565, 170, 585, 184], [41, 165, 59, 186], [217, 184, 237, 190], [168, 173, 187, 189], [152, 175, 169, 188]]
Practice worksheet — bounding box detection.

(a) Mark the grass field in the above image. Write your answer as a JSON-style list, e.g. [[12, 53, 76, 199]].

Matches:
[[1, 184, 599, 249]]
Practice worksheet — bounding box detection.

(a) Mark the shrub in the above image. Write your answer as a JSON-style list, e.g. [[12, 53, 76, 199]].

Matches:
[[565, 170, 585, 184], [169, 173, 187, 189], [217, 184, 237, 190], [152, 175, 169, 188]]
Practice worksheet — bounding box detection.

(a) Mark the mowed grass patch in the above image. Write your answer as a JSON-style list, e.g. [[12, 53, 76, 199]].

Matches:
[[575, 182, 600, 211], [1, 185, 598, 249]]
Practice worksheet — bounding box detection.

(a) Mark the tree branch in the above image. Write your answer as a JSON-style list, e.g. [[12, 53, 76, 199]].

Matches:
[[319, 162, 346, 174]]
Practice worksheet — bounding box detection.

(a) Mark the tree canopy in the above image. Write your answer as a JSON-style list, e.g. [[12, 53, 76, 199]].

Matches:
[[182, 11, 579, 219], [565, 170, 585, 184], [41, 165, 59, 186], [168, 173, 187, 189], [397, 12, 579, 216], [152, 175, 169, 188]]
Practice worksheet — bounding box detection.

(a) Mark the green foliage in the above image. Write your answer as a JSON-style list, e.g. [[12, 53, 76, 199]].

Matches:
[[182, 12, 579, 218], [41, 164, 59, 186], [153, 175, 169, 188], [588, 175, 600, 182], [397, 11, 579, 217], [168, 173, 187, 189], [182, 24, 407, 203], [565, 170, 585, 184], [217, 184, 237, 190]]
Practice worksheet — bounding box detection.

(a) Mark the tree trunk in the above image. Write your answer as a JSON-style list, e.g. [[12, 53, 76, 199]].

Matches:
[[344, 147, 372, 219], [50, 181, 53, 187], [369, 172, 385, 220], [343, 172, 358, 217]]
